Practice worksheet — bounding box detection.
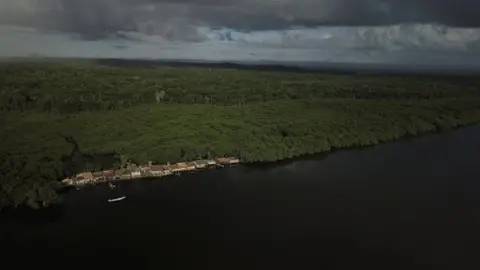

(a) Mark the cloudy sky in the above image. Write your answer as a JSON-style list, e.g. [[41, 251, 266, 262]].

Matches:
[[1, 0, 480, 65]]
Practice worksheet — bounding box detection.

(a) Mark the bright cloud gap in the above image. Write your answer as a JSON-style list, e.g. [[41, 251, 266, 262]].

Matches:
[[1, 23, 480, 67]]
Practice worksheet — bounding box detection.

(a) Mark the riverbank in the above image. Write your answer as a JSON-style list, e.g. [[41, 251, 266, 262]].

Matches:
[[63, 120, 480, 190]]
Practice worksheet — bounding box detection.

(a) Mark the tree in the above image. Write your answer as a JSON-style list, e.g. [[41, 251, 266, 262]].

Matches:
[[118, 154, 129, 169], [156, 90, 166, 103]]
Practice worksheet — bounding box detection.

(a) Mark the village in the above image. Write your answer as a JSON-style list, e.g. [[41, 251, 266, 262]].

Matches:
[[61, 157, 241, 187]]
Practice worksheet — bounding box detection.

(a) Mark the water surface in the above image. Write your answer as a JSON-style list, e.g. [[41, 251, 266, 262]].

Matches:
[[2, 126, 480, 269]]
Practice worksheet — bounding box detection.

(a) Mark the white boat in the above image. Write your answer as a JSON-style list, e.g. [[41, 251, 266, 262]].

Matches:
[[108, 196, 126, 203]]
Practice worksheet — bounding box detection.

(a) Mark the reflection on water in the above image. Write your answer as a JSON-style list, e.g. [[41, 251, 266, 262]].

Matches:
[[1, 126, 480, 269]]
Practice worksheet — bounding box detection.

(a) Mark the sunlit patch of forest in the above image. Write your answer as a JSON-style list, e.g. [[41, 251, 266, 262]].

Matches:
[[1, 60, 480, 210]]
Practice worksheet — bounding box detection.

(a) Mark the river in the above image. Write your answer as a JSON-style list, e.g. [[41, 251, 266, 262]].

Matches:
[[1, 126, 480, 269]]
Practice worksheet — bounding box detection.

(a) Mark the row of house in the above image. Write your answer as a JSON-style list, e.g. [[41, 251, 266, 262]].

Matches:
[[62, 157, 240, 186], [142, 158, 239, 176]]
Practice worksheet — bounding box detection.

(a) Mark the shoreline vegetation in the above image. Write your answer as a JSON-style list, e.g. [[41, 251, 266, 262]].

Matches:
[[1, 59, 480, 210]]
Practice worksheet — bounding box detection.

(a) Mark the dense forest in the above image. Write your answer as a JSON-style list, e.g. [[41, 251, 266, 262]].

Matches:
[[1, 60, 480, 210]]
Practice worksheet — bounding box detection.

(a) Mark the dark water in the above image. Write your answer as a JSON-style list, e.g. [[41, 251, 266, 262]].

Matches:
[[2, 126, 480, 269]]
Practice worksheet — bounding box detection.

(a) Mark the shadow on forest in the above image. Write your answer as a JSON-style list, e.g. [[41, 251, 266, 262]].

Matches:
[[60, 135, 119, 177]]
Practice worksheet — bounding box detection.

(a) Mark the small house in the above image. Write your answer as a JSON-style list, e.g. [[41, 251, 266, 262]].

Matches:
[[228, 157, 240, 164], [167, 164, 179, 172], [131, 170, 141, 178], [103, 170, 116, 180], [151, 164, 170, 176], [176, 162, 188, 172], [115, 169, 127, 177], [119, 174, 131, 180], [139, 161, 153, 171], [193, 160, 209, 169], [114, 168, 132, 180], [61, 178, 74, 185], [76, 172, 93, 180], [215, 157, 229, 164], [72, 176, 94, 185], [151, 164, 169, 171], [185, 162, 196, 171], [140, 164, 151, 171], [74, 178, 90, 185], [207, 159, 216, 166], [216, 157, 240, 165], [168, 163, 187, 173], [92, 172, 104, 180]]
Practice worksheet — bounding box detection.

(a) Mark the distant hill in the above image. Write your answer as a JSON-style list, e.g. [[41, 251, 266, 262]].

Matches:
[[93, 58, 480, 77], [1, 56, 480, 77], [93, 58, 359, 75]]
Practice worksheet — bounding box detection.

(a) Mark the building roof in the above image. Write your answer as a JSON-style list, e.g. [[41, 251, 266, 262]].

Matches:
[[216, 157, 239, 163], [193, 160, 209, 166], [61, 178, 73, 183], [103, 170, 115, 176], [168, 164, 179, 170], [216, 157, 229, 163], [115, 169, 127, 176], [76, 172, 93, 179], [92, 172, 103, 178], [177, 162, 187, 168], [151, 164, 168, 171]]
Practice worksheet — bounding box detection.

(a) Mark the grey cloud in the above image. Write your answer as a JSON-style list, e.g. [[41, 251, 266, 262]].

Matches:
[[205, 25, 480, 52], [1, 0, 480, 41], [131, 0, 480, 28], [2, 26, 479, 68]]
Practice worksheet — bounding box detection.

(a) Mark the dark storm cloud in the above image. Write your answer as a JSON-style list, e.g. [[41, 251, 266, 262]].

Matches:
[[1, 0, 480, 40]]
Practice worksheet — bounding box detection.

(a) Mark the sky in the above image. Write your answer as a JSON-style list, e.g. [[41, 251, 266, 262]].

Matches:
[[1, 0, 480, 65]]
